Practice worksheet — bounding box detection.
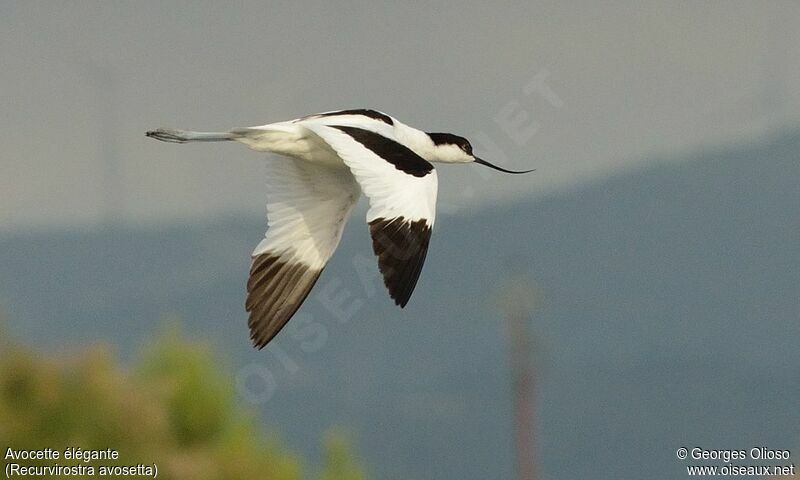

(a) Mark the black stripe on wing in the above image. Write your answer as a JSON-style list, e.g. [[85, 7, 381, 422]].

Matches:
[[368, 217, 432, 307], [313, 109, 394, 125], [246, 253, 322, 348], [331, 125, 434, 178]]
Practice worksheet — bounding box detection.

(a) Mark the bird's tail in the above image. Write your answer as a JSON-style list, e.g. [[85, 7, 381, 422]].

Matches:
[[146, 128, 240, 144]]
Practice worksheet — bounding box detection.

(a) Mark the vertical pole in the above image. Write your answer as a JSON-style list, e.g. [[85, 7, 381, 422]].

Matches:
[[509, 304, 535, 480], [496, 276, 538, 480]]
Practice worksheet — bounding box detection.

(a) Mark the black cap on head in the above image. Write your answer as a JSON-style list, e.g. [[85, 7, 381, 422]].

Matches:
[[428, 132, 473, 155]]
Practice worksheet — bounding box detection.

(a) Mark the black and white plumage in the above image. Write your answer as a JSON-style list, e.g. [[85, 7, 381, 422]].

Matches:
[[146, 109, 532, 348]]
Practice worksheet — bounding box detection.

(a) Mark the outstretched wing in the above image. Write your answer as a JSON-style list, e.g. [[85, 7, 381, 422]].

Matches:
[[247, 157, 360, 348], [302, 123, 438, 307]]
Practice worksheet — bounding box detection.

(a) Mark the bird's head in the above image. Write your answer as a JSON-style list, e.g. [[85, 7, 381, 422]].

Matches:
[[426, 132, 534, 174]]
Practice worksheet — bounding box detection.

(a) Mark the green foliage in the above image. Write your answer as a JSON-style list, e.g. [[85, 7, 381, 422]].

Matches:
[[321, 430, 366, 480], [137, 325, 235, 447], [0, 325, 366, 480]]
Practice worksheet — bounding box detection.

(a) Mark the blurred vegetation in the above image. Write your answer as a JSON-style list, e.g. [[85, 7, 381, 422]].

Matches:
[[0, 325, 366, 479], [321, 431, 365, 480]]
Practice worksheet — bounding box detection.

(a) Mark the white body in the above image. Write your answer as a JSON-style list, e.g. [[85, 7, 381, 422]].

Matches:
[[235, 111, 440, 260], [147, 109, 450, 347], [236, 113, 440, 165]]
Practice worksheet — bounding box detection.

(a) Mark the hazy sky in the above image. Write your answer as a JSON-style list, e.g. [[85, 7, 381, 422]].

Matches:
[[2, 1, 798, 231]]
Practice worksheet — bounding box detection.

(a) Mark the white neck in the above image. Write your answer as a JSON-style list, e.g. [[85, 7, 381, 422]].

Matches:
[[393, 121, 438, 161]]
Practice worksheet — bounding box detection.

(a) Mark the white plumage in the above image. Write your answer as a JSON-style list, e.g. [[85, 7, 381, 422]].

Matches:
[[255, 156, 359, 270], [147, 109, 531, 348]]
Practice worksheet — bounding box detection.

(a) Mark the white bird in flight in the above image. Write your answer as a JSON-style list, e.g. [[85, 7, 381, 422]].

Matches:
[[146, 109, 532, 348]]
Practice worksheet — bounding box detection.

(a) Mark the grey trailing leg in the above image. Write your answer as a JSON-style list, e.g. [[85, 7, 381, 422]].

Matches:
[[145, 128, 239, 144]]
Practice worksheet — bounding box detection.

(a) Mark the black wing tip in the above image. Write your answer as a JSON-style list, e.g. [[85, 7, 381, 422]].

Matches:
[[250, 330, 271, 350], [369, 217, 432, 308], [247, 310, 272, 349], [250, 335, 268, 350], [389, 291, 410, 308], [245, 252, 322, 349]]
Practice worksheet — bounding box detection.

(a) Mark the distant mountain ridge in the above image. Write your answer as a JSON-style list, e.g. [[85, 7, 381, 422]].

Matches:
[[2, 130, 798, 480]]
